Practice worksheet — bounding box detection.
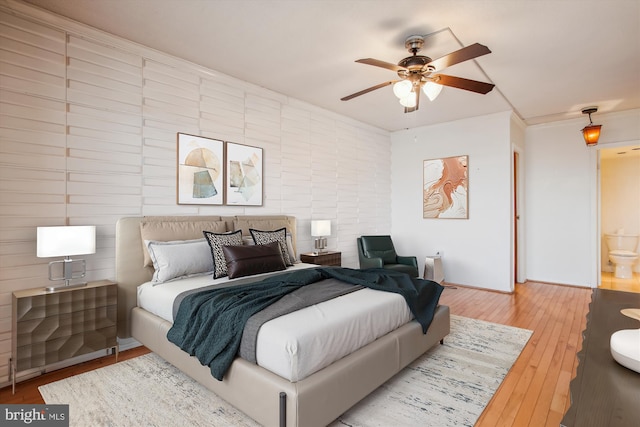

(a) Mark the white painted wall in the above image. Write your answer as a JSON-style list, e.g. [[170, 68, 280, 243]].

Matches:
[[391, 111, 514, 292], [525, 109, 640, 286], [0, 4, 391, 381]]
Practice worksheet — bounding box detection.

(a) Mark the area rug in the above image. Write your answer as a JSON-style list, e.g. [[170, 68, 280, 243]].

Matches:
[[39, 315, 532, 427]]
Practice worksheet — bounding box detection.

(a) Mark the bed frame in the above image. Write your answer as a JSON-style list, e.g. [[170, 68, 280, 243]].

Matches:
[[115, 215, 450, 427]]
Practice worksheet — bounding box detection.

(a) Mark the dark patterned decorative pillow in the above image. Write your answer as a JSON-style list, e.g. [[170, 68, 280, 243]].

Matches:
[[249, 228, 293, 266], [203, 230, 243, 278]]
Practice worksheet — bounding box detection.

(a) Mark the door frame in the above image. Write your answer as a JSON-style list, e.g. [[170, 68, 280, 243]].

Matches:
[[592, 139, 640, 287], [513, 145, 526, 285]]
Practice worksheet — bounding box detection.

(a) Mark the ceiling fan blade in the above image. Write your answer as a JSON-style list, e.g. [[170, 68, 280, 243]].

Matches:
[[425, 43, 491, 72], [340, 80, 398, 101], [433, 74, 495, 94], [356, 58, 405, 72]]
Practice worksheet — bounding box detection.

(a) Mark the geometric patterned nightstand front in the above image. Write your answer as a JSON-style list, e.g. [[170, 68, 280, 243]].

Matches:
[[11, 280, 118, 392]]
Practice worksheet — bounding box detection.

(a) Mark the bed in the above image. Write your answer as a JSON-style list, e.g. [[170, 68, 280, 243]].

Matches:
[[115, 215, 450, 427]]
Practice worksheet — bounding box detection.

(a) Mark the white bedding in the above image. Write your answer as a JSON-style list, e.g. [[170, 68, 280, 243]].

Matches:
[[137, 266, 412, 382]]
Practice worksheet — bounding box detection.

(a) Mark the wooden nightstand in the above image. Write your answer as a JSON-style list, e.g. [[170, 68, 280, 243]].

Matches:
[[10, 280, 118, 393], [300, 251, 342, 266]]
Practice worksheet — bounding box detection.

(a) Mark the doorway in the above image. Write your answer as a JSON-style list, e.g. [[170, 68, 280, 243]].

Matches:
[[598, 143, 640, 293]]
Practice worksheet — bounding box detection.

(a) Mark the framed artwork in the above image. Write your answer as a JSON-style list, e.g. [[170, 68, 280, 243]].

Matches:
[[423, 155, 468, 219], [177, 133, 224, 205], [225, 142, 263, 206]]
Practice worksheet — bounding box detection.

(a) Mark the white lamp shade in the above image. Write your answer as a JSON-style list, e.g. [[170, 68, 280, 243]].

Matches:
[[311, 220, 331, 237], [37, 226, 96, 258], [423, 81, 443, 101], [393, 80, 412, 99], [399, 92, 417, 108]]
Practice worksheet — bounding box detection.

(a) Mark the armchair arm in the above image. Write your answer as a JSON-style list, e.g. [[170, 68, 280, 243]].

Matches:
[[396, 255, 418, 269], [359, 256, 384, 269]]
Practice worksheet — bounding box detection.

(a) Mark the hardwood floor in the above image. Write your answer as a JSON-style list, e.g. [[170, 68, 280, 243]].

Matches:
[[439, 281, 593, 427], [0, 280, 602, 427], [0, 346, 151, 404]]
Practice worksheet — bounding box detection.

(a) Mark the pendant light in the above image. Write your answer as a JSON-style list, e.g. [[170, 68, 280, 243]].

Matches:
[[581, 107, 602, 146]]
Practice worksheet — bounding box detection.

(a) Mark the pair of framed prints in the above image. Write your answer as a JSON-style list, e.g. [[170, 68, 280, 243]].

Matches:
[[177, 133, 263, 206]]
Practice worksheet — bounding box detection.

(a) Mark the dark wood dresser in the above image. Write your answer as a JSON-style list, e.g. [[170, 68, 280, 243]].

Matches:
[[561, 289, 640, 427]]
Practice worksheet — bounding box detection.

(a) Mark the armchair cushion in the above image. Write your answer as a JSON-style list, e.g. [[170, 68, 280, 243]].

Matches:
[[364, 249, 397, 264]]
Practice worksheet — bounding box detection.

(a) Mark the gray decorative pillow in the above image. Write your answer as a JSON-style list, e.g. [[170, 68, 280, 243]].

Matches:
[[249, 228, 293, 266], [203, 230, 243, 278]]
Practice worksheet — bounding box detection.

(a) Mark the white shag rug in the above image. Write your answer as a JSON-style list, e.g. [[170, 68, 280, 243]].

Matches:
[[39, 315, 532, 427]]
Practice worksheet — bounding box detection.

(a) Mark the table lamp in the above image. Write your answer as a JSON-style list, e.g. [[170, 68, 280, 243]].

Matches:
[[311, 220, 331, 254], [37, 225, 96, 291]]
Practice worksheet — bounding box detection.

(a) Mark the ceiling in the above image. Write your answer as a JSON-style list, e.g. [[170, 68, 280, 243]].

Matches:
[[21, 0, 640, 132]]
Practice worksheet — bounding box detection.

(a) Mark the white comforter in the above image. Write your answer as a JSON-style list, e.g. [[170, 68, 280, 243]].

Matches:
[[137, 265, 412, 382]]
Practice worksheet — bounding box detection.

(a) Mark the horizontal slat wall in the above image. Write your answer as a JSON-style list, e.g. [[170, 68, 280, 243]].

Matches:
[[65, 33, 144, 291], [142, 59, 199, 215], [0, 8, 67, 381], [0, 2, 391, 384]]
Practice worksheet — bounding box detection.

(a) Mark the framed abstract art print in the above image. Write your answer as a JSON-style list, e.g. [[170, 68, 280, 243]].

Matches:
[[177, 133, 224, 205], [423, 155, 468, 219], [225, 142, 263, 206]]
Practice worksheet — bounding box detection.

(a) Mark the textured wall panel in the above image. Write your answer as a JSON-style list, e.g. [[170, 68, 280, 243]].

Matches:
[[0, 9, 68, 380]]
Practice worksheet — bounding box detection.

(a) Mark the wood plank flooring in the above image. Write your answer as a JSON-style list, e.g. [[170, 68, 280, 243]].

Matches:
[[438, 281, 593, 427], [0, 346, 151, 404], [0, 280, 601, 427]]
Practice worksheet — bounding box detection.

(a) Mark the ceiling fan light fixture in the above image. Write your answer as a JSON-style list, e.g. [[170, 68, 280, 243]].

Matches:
[[399, 92, 417, 108], [393, 80, 412, 99], [423, 81, 443, 101], [341, 38, 494, 113], [581, 107, 602, 146]]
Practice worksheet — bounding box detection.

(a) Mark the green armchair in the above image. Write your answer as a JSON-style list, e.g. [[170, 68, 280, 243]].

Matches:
[[357, 235, 419, 277]]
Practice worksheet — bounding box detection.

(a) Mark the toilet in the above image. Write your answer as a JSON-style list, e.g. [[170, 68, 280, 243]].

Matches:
[[605, 232, 639, 279]]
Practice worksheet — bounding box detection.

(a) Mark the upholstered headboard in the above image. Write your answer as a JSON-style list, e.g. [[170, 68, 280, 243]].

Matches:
[[115, 215, 297, 338]]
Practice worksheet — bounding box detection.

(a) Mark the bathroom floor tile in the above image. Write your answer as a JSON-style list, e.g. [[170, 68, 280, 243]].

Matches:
[[600, 271, 640, 293]]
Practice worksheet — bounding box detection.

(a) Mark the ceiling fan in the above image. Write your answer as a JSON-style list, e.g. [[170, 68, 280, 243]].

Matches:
[[341, 35, 495, 113]]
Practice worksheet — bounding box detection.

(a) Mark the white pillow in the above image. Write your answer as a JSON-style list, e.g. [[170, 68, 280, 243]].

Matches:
[[286, 234, 298, 263], [145, 238, 213, 284]]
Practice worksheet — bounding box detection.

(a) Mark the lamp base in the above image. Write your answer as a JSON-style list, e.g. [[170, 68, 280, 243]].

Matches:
[[46, 282, 88, 292], [314, 237, 327, 254]]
